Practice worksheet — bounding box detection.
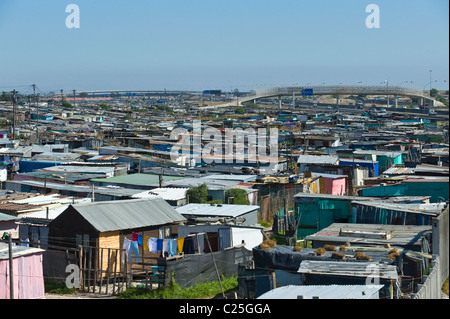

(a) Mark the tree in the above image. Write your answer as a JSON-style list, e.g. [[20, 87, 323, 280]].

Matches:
[[430, 88, 439, 98], [186, 184, 208, 203], [0, 91, 12, 101], [61, 99, 73, 108], [225, 188, 249, 205], [235, 106, 244, 114], [98, 103, 112, 111]]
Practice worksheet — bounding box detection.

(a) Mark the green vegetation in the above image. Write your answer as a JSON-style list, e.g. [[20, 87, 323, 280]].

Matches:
[[119, 276, 238, 299], [430, 88, 439, 98], [442, 277, 449, 296], [155, 105, 174, 114], [0, 91, 12, 102], [186, 183, 208, 203], [235, 106, 245, 114], [133, 107, 148, 113], [98, 103, 112, 111], [44, 280, 77, 294], [225, 188, 249, 205], [61, 99, 73, 108]]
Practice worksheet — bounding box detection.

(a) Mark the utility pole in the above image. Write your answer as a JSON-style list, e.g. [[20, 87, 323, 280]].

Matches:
[[205, 233, 225, 299], [32, 84, 36, 123], [73, 89, 76, 108], [12, 89, 17, 141], [8, 234, 14, 299]]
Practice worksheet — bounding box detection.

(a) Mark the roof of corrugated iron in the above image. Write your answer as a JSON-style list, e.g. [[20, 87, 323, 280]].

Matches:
[[176, 203, 259, 218], [297, 260, 399, 280], [68, 198, 186, 232], [0, 243, 45, 260], [257, 284, 384, 299]]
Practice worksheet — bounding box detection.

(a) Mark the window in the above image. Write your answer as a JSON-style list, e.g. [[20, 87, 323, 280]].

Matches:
[[159, 226, 171, 239]]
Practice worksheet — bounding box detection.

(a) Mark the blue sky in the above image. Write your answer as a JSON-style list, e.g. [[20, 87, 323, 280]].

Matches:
[[0, 0, 448, 92]]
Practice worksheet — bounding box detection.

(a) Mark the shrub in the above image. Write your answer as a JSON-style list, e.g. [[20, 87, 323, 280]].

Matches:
[[186, 184, 208, 203], [262, 239, 277, 248], [339, 245, 348, 251], [323, 245, 336, 251], [225, 188, 249, 205], [314, 247, 326, 256], [293, 245, 303, 252], [388, 248, 400, 260], [355, 252, 371, 261]]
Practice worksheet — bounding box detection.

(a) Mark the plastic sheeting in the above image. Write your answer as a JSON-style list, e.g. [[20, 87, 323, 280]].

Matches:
[[253, 245, 396, 271], [164, 246, 252, 288]]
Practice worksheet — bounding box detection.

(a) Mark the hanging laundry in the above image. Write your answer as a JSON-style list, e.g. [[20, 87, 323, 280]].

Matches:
[[156, 238, 164, 253], [163, 239, 170, 254], [177, 237, 185, 255], [148, 237, 158, 253], [168, 239, 178, 257], [129, 240, 140, 262], [198, 234, 205, 254], [183, 236, 195, 254], [122, 237, 131, 264], [132, 232, 138, 241], [21, 238, 30, 247], [137, 235, 143, 247], [192, 235, 198, 253], [143, 236, 150, 251]]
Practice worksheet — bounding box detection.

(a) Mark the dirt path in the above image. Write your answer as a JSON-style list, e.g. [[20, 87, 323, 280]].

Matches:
[[45, 292, 118, 299]]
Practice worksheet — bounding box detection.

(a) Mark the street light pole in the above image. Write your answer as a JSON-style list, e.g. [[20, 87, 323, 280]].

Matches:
[[429, 70, 432, 96]]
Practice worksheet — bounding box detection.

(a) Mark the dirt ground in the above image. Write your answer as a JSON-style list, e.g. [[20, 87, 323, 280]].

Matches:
[[45, 292, 118, 299]]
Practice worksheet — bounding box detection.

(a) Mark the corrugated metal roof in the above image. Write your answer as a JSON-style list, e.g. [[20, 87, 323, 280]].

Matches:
[[69, 198, 187, 232], [257, 284, 384, 299], [148, 188, 188, 201], [0, 243, 44, 260], [176, 203, 259, 218], [305, 223, 431, 246], [90, 173, 187, 186], [164, 178, 240, 190], [7, 180, 143, 197], [131, 188, 189, 201], [0, 212, 19, 221], [297, 260, 399, 280], [351, 200, 445, 215], [383, 166, 416, 175], [353, 150, 403, 157], [297, 155, 339, 164]]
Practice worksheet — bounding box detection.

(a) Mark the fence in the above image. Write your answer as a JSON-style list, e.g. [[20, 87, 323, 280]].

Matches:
[[78, 245, 128, 295], [412, 255, 442, 299], [432, 206, 449, 286], [78, 245, 166, 295]]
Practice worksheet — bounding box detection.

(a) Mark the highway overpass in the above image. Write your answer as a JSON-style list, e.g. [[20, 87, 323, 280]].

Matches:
[[240, 85, 441, 108]]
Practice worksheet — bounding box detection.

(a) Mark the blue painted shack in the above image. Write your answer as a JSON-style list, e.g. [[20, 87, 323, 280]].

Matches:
[[339, 157, 380, 177]]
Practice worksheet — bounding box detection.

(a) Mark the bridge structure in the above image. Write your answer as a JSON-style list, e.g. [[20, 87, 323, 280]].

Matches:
[[238, 84, 440, 109], [52, 89, 204, 97]]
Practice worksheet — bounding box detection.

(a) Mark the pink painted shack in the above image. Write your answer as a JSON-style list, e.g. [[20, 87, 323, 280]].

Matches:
[[0, 242, 45, 299], [315, 173, 347, 196]]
